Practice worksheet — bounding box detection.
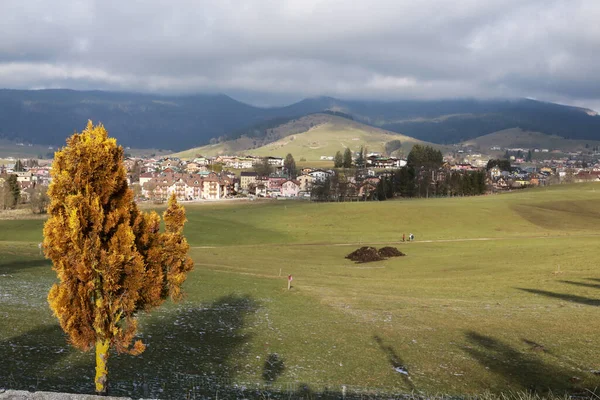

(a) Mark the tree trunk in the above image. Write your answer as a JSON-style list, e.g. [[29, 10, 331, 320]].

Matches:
[[95, 339, 110, 394]]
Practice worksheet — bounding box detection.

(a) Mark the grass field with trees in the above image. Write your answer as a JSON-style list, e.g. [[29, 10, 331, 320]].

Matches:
[[1, 183, 600, 397]]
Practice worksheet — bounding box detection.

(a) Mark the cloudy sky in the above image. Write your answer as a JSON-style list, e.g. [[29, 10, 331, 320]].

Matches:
[[1, 0, 599, 108]]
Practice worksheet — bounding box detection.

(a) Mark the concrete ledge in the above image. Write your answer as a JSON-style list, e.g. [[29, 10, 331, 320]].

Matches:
[[0, 390, 136, 400]]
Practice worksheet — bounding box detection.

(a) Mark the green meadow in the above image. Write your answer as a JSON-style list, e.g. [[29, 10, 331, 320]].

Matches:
[[1, 183, 600, 397]]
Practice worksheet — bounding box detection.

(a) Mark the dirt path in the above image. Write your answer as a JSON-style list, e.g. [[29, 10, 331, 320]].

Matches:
[[191, 233, 600, 250]]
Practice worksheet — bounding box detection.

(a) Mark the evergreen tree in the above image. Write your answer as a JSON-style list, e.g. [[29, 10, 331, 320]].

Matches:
[[284, 153, 297, 178], [343, 148, 353, 168], [376, 178, 386, 201], [384, 176, 394, 199], [14, 159, 24, 172], [526, 150, 533, 162], [131, 160, 142, 182], [356, 146, 366, 168], [334, 151, 343, 168], [44, 121, 194, 394], [486, 159, 511, 171], [6, 174, 20, 208], [310, 177, 331, 201]]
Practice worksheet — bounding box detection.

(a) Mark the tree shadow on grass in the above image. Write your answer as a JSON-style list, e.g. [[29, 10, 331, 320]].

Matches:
[[0, 258, 52, 275], [0, 295, 259, 398], [107, 294, 259, 397], [517, 288, 600, 307], [0, 324, 75, 392], [560, 280, 600, 290], [373, 335, 414, 391], [464, 331, 593, 394]]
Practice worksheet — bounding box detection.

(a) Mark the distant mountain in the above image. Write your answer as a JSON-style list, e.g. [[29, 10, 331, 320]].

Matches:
[[171, 113, 439, 160], [0, 89, 275, 151], [290, 98, 600, 145], [462, 128, 600, 153], [0, 89, 599, 151]]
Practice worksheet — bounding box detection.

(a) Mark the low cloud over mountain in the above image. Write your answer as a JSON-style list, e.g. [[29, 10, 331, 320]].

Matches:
[[1, 1, 600, 109]]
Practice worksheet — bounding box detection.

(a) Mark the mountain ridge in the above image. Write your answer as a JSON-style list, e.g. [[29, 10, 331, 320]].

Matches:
[[0, 89, 598, 151]]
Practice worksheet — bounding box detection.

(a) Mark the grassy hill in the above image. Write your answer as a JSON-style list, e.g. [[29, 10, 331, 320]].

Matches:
[[462, 128, 600, 152], [172, 113, 437, 160], [2, 183, 600, 396]]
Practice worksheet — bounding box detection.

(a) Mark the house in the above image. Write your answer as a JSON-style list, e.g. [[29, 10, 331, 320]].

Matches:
[[202, 177, 225, 199], [268, 176, 287, 191], [186, 162, 201, 173], [240, 171, 258, 190], [489, 166, 502, 179], [266, 156, 284, 167], [159, 158, 180, 170], [575, 171, 600, 183], [280, 180, 300, 197], [140, 171, 231, 201], [255, 183, 267, 197], [297, 174, 314, 191], [193, 157, 209, 166], [15, 171, 35, 190], [358, 182, 377, 198], [308, 169, 330, 182], [366, 156, 406, 169], [139, 172, 155, 186], [494, 177, 510, 191]]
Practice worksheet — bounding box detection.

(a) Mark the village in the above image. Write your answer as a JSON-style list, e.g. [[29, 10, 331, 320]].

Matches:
[[1, 148, 600, 207]]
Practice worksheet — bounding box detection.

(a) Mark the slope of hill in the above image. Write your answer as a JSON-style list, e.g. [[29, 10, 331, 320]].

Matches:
[[297, 98, 600, 144], [1, 89, 600, 151], [462, 128, 600, 152], [172, 113, 437, 160]]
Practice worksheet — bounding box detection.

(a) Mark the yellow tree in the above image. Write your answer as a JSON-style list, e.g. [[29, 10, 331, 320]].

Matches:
[[43, 121, 194, 394]]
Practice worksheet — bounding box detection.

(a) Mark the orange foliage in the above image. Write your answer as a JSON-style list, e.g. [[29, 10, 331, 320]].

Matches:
[[44, 121, 194, 356]]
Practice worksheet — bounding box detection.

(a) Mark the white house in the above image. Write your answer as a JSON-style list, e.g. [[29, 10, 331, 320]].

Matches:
[[308, 169, 330, 182]]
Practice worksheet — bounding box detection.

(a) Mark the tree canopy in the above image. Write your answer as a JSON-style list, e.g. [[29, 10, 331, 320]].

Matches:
[[343, 148, 353, 168], [406, 144, 443, 169], [43, 121, 194, 394], [253, 157, 274, 176], [486, 159, 511, 171], [284, 153, 297, 178], [334, 151, 343, 168]]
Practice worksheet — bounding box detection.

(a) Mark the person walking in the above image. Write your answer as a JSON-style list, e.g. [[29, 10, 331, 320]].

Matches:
[[402, 233, 405, 242]]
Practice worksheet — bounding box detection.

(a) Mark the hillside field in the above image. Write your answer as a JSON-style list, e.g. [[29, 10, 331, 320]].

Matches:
[[171, 114, 439, 161], [1, 184, 600, 397], [244, 123, 423, 160]]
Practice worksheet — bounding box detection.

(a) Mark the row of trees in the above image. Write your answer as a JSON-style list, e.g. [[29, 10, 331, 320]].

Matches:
[[253, 153, 298, 178], [312, 145, 487, 201], [375, 169, 487, 200], [333, 147, 367, 168], [0, 177, 50, 213]]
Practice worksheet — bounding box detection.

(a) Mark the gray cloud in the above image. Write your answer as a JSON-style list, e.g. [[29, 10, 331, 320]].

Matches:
[[1, 0, 599, 109]]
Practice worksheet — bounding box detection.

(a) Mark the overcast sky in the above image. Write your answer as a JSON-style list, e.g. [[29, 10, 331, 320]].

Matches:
[[1, 0, 599, 108]]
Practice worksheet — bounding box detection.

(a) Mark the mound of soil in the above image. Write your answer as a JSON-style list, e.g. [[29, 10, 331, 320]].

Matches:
[[378, 246, 406, 257], [345, 247, 384, 263]]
